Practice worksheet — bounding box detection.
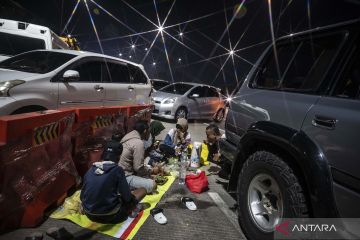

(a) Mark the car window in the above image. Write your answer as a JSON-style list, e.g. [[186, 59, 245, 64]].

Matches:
[[190, 86, 206, 98], [207, 87, 219, 97], [333, 49, 360, 99], [72, 61, 104, 83], [0, 32, 46, 56], [160, 83, 193, 95], [103, 62, 131, 83], [255, 43, 300, 89], [281, 35, 343, 91], [0, 51, 76, 74], [254, 33, 343, 92], [129, 65, 148, 84]]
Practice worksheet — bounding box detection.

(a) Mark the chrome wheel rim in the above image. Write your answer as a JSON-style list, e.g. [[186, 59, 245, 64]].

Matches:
[[247, 173, 283, 232], [176, 109, 186, 119]]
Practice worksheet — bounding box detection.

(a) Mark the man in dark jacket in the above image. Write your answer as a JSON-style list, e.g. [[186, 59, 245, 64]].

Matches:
[[81, 137, 146, 223]]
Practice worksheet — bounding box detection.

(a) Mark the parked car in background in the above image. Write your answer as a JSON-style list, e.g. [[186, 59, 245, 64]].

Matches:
[[0, 18, 69, 61], [151, 78, 169, 91], [220, 19, 360, 240], [151, 82, 226, 121], [0, 49, 151, 115]]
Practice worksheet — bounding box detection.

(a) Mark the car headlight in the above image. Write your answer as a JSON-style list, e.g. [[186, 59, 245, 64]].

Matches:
[[163, 97, 177, 104], [0, 80, 25, 97]]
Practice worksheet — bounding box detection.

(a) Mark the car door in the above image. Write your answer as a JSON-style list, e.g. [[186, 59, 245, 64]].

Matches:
[[187, 86, 207, 118], [129, 65, 151, 105], [57, 58, 105, 107], [102, 60, 136, 106], [301, 46, 360, 218]]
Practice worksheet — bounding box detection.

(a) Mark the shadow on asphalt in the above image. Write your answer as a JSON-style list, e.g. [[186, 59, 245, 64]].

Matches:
[[158, 197, 216, 210], [151, 115, 215, 124]]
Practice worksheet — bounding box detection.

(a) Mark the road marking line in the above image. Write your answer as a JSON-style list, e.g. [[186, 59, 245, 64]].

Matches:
[[208, 192, 244, 236], [202, 123, 225, 132]]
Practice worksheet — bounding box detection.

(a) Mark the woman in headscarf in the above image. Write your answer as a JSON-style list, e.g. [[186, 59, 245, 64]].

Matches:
[[163, 118, 191, 152]]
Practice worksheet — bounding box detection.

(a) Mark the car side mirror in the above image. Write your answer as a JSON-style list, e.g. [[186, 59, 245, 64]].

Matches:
[[62, 70, 80, 82], [189, 93, 200, 98]]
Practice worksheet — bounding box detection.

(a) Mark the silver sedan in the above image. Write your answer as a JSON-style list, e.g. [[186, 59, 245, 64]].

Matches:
[[151, 82, 226, 122]]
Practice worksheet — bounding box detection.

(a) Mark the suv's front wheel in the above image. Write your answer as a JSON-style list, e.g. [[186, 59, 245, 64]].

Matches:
[[237, 151, 308, 240]]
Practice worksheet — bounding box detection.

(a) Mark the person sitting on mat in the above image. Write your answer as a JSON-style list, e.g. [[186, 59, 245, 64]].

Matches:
[[163, 118, 191, 155], [119, 120, 164, 194], [204, 124, 222, 162], [144, 120, 166, 153], [81, 138, 146, 224], [144, 120, 167, 166]]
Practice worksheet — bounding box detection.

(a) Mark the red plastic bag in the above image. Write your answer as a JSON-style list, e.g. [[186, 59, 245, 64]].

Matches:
[[185, 171, 209, 193]]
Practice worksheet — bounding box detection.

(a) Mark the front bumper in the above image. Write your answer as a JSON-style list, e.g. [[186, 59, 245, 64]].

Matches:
[[151, 103, 175, 119]]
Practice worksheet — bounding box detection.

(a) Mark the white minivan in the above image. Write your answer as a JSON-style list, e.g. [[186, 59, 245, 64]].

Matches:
[[0, 18, 69, 61], [0, 50, 151, 115]]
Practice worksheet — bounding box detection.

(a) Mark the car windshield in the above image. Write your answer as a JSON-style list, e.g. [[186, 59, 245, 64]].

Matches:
[[152, 80, 169, 90], [0, 51, 76, 74], [159, 83, 193, 95]]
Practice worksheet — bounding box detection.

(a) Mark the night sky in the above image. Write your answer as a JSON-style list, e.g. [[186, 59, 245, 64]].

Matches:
[[1, 0, 359, 95]]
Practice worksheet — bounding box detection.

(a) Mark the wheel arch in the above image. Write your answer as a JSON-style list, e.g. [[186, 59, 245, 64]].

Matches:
[[228, 121, 338, 218], [11, 105, 48, 115]]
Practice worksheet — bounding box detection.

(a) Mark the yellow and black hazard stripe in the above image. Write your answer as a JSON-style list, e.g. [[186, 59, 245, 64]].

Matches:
[[91, 116, 113, 130], [33, 122, 60, 146]]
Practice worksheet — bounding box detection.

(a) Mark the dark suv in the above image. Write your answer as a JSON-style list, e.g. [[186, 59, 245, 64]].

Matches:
[[220, 19, 360, 240]]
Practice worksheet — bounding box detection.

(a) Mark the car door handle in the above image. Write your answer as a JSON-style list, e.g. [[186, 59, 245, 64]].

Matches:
[[312, 115, 337, 130], [128, 86, 134, 91], [94, 85, 104, 91]]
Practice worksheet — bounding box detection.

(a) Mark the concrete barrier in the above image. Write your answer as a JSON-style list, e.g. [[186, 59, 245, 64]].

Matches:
[[0, 110, 79, 231]]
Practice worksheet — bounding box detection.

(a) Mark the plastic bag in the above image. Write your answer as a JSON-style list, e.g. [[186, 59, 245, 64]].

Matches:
[[185, 171, 209, 193], [200, 143, 210, 166]]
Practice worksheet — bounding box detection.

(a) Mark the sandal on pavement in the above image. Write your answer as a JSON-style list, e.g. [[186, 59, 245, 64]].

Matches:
[[181, 197, 197, 211], [46, 227, 73, 240], [150, 208, 167, 225], [24, 232, 43, 240]]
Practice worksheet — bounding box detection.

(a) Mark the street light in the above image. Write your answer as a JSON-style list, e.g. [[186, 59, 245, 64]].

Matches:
[[229, 50, 234, 55], [178, 58, 182, 62], [131, 44, 135, 49], [145, 47, 148, 51], [179, 32, 183, 36], [119, 53, 122, 57], [152, 62, 156, 66], [129, 55, 132, 59], [158, 26, 164, 33]]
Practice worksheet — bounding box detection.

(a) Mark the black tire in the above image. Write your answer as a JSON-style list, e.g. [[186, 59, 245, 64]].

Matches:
[[237, 151, 308, 240], [213, 108, 225, 122], [11, 106, 47, 115], [175, 107, 188, 120]]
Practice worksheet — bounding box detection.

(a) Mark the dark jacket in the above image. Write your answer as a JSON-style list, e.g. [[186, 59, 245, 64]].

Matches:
[[81, 161, 135, 215]]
